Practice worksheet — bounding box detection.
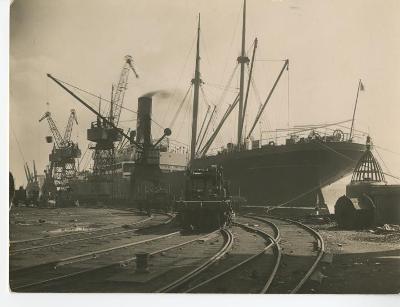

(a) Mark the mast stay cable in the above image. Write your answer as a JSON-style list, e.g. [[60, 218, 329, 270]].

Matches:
[[247, 59, 289, 139], [169, 84, 192, 129]]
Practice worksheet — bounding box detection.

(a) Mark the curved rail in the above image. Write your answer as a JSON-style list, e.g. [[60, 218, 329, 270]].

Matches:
[[11, 227, 147, 255], [242, 215, 280, 240], [12, 230, 221, 292], [278, 216, 325, 294], [156, 228, 234, 293], [10, 213, 174, 255], [10, 215, 155, 245], [247, 213, 325, 293], [10, 214, 175, 275], [184, 221, 281, 293], [10, 230, 180, 276]]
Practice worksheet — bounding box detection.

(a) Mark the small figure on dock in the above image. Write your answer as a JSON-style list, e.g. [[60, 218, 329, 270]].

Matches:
[[9, 172, 15, 210]]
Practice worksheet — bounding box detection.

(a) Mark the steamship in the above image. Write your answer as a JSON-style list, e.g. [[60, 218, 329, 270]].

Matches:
[[69, 95, 188, 205], [187, 0, 366, 206], [70, 0, 366, 207]]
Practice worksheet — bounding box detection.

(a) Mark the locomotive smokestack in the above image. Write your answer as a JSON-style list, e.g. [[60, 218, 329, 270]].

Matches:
[[136, 96, 152, 146]]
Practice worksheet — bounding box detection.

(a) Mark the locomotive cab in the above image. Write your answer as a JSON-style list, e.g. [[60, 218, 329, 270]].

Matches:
[[176, 165, 233, 231]]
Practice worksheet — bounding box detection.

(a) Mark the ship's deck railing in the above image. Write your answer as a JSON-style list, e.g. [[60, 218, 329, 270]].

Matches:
[[115, 137, 189, 160], [259, 128, 366, 146], [206, 121, 368, 155], [167, 139, 189, 155]]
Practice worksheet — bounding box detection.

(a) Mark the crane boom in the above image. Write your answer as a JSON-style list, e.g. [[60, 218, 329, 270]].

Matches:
[[247, 59, 289, 139], [33, 160, 37, 182], [25, 163, 33, 183], [47, 73, 143, 149], [39, 111, 64, 148], [64, 109, 78, 143], [196, 104, 211, 147], [196, 105, 216, 155], [199, 94, 240, 157], [24, 164, 30, 183], [112, 55, 139, 126]]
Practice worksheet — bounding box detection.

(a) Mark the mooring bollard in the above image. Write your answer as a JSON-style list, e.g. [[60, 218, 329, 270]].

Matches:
[[135, 252, 150, 273]]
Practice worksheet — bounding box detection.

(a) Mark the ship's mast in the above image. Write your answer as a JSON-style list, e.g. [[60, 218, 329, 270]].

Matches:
[[349, 79, 362, 141], [237, 0, 250, 148], [190, 14, 202, 164]]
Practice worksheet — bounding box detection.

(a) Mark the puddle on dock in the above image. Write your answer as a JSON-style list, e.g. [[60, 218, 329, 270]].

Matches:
[[46, 225, 97, 235]]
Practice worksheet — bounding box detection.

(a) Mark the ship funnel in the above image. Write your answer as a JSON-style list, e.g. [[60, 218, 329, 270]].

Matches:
[[136, 96, 152, 146]]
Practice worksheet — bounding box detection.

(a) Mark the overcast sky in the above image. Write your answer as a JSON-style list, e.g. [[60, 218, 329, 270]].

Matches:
[[9, 0, 400, 186]]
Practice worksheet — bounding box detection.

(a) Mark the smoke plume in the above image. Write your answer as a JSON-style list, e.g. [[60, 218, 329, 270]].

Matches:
[[141, 90, 172, 99]]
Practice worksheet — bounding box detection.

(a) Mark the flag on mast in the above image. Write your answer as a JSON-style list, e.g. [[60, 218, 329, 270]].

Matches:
[[360, 80, 365, 91]]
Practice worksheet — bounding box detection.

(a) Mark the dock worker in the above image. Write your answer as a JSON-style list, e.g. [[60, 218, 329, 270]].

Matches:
[[9, 172, 15, 210]]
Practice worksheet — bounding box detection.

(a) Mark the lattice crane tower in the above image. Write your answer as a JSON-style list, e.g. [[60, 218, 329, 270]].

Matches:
[[88, 55, 139, 175], [39, 109, 81, 190]]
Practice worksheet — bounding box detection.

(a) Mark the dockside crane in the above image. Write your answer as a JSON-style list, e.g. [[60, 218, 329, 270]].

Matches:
[[39, 109, 81, 191], [24, 162, 35, 185], [46, 73, 171, 165], [24, 161, 40, 205], [89, 55, 139, 175], [46, 57, 172, 205], [23, 163, 31, 184], [64, 109, 78, 144]]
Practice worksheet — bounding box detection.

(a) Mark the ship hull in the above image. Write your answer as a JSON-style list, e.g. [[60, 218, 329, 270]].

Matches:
[[69, 141, 365, 208], [192, 141, 366, 206]]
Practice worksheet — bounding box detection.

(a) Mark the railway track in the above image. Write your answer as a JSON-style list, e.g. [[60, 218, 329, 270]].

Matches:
[[156, 223, 273, 293], [180, 222, 280, 293], [10, 230, 180, 291], [156, 214, 324, 294], [10, 210, 324, 293], [11, 229, 230, 292], [9, 212, 169, 250], [10, 213, 174, 271], [242, 213, 325, 294], [155, 228, 234, 293], [10, 213, 175, 286]]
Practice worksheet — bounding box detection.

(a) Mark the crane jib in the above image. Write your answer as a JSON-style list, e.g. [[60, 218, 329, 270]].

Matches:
[[46, 73, 143, 150]]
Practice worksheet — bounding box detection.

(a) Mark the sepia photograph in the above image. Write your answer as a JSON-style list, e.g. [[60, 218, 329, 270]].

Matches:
[[6, 0, 400, 298]]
